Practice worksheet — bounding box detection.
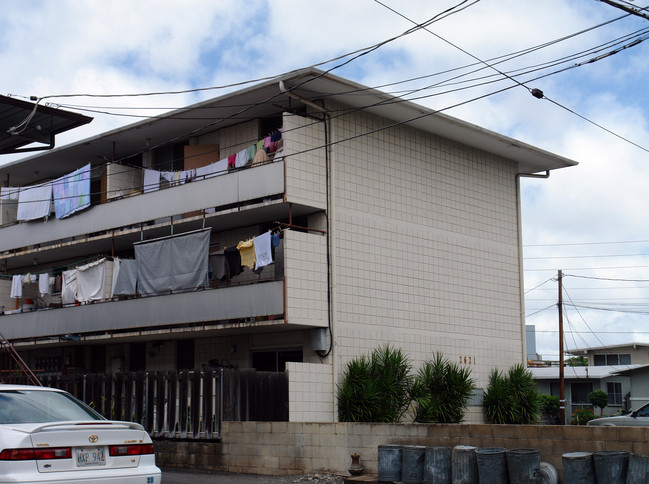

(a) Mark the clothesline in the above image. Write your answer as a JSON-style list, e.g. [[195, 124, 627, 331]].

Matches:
[[143, 129, 283, 193]]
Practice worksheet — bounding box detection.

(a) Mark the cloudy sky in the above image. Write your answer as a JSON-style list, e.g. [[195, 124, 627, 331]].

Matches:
[[2, 0, 649, 360]]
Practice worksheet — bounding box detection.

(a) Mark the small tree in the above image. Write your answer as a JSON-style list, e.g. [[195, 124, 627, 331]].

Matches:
[[539, 394, 560, 424], [411, 353, 476, 423], [589, 390, 609, 417]]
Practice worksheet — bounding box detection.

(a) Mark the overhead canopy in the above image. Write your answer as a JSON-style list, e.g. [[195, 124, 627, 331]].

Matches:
[[0, 95, 92, 155]]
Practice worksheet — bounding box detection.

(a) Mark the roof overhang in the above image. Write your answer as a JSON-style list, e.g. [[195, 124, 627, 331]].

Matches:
[[0, 68, 576, 186], [0, 95, 92, 156]]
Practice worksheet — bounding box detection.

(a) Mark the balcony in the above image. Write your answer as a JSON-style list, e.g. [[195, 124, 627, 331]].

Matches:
[[0, 230, 328, 344], [0, 161, 285, 263]]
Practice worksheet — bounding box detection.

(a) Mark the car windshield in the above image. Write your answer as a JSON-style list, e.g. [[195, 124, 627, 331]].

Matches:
[[0, 390, 104, 424]]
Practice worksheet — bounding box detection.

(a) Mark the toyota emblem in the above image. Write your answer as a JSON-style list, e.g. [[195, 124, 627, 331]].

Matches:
[[88, 434, 99, 443]]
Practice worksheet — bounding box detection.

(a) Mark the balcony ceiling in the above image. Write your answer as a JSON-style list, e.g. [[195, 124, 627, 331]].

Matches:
[[1, 68, 576, 186]]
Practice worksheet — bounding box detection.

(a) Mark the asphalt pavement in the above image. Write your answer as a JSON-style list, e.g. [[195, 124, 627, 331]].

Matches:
[[161, 468, 345, 484]]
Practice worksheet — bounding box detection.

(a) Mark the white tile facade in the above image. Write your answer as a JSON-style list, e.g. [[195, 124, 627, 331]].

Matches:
[[286, 361, 334, 422], [285, 104, 525, 422]]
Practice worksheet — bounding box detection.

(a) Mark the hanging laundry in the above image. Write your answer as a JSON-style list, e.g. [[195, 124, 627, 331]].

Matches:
[[270, 130, 282, 142], [76, 258, 107, 303], [237, 238, 256, 269], [112, 258, 138, 296], [143, 169, 161, 193], [38, 273, 51, 297], [17, 181, 53, 221], [52, 163, 91, 219], [10, 275, 22, 299], [224, 247, 243, 277], [256, 139, 265, 151], [179, 169, 195, 184], [160, 171, 176, 184], [22, 274, 36, 284], [209, 250, 229, 281], [61, 270, 78, 305], [254, 232, 273, 270], [227, 154, 236, 168], [247, 144, 257, 162], [196, 158, 228, 179], [235, 148, 250, 168], [271, 233, 281, 248], [263, 136, 272, 153], [213, 158, 228, 175], [252, 149, 269, 166]]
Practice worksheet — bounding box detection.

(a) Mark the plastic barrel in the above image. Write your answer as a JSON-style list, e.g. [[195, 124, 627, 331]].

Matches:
[[475, 447, 508, 484], [593, 450, 629, 484], [506, 448, 540, 484], [562, 452, 595, 484], [378, 444, 403, 483], [451, 445, 478, 484], [627, 454, 649, 484], [402, 445, 426, 484], [424, 446, 451, 484]]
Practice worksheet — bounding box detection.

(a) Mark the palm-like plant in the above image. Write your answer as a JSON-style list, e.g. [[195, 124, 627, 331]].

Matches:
[[483, 365, 541, 424], [412, 353, 476, 423], [337, 345, 413, 423], [507, 364, 541, 424]]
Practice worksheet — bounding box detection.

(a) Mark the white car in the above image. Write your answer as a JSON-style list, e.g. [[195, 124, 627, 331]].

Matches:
[[587, 402, 649, 427], [0, 384, 161, 483]]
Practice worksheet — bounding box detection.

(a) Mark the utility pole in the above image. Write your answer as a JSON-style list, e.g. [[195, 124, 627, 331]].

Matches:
[[597, 0, 649, 22], [558, 270, 566, 424]]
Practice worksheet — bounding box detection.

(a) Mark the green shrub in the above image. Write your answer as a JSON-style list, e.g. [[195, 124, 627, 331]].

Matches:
[[483, 364, 541, 424], [412, 353, 475, 423], [572, 407, 597, 425], [539, 394, 560, 423], [337, 345, 413, 422]]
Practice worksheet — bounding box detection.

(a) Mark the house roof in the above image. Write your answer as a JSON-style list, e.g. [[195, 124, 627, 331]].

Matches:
[[567, 343, 649, 355], [0, 95, 92, 155], [0, 68, 577, 186], [530, 365, 642, 380]]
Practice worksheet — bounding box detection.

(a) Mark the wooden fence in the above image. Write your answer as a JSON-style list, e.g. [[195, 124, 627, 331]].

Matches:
[[12, 368, 288, 440]]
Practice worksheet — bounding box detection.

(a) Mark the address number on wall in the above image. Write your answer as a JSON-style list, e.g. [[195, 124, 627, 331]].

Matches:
[[459, 356, 476, 365]]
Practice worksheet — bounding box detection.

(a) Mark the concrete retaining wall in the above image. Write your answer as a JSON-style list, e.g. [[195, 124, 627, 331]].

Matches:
[[155, 421, 649, 479]]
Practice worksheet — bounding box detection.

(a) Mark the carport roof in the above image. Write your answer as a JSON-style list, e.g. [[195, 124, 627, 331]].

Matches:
[[0, 95, 92, 155]]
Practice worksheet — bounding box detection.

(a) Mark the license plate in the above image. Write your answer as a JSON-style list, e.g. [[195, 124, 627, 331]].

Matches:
[[76, 447, 106, 467]]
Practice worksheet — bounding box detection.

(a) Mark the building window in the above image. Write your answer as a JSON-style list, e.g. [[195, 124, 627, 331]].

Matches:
[[607, 381, 623, 405], [593, 353, 631, 366], [252, 348, 302, 372], [571, 382, 593, 404], [177, 340, 195, 370]]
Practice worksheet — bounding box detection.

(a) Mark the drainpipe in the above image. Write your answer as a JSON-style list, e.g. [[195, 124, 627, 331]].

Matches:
[[279, 80, 337, 420], [516, 170, 550, 366]]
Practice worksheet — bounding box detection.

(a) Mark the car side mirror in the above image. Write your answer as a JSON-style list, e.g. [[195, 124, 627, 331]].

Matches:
[[632, 411, 638, 418]]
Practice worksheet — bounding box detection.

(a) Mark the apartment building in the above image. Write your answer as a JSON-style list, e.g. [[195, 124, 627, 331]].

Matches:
[[0, 68, 576, 422]]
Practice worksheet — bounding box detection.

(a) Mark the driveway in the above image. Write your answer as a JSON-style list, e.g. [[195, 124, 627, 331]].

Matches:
[[161, 468, 346, 484]]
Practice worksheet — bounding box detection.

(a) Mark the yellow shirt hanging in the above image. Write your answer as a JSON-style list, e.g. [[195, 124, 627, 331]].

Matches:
[[237, 238, 256, 269]]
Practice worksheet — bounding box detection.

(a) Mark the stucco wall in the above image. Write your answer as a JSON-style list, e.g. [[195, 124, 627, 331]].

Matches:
[[155, 421, 649, 482]]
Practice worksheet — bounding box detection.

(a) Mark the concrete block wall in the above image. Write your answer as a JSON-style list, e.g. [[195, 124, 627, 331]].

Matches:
[[155, 421, 649, 482]]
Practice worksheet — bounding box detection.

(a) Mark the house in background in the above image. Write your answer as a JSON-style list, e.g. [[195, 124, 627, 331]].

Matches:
[[532, 365, 636, 424], [569, 342, 649, 366], [0, 68, 576, 423]]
